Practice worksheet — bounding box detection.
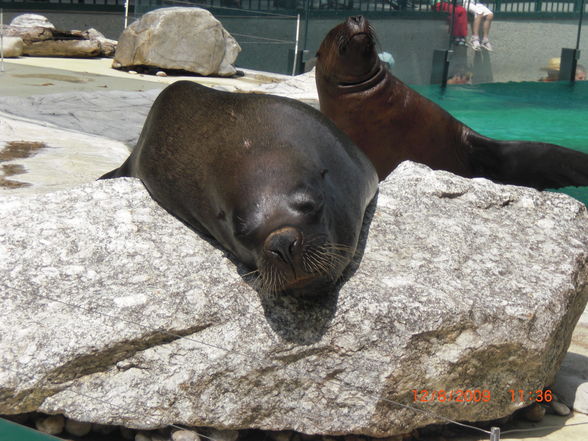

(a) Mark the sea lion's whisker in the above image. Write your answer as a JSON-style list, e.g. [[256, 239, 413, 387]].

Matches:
[[240, 269, 260, 278]]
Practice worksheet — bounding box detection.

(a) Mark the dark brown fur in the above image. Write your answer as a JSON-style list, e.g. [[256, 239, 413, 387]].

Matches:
[[101, 81, 378, 295]]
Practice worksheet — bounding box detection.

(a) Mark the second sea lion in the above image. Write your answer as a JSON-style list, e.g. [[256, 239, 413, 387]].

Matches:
[[315, 16, 588, 190]]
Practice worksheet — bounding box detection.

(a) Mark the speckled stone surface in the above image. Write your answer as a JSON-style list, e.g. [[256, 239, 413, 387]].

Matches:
[[1, 162, 587, 437]]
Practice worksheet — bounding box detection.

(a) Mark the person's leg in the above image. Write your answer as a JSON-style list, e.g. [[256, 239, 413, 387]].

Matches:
[[480, 10, 493, 50], [470, 13, 482, 50], [471, 12, 481, 38], [482, 13, 493, 41]]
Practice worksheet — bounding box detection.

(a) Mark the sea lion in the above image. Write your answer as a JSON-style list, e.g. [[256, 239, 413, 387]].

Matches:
[[316, 16, 588, 190], [100, 81, 378, 295]]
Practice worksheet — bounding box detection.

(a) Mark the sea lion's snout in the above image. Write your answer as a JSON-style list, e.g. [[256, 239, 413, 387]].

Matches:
[[347, 15, 365, 27], [256, 225, 347, 294], [264, 226, 303, 266]]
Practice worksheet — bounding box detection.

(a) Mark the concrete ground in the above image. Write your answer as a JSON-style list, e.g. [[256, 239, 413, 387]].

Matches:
[[0, 57, 293, 97], [0, 56, 587, 441]]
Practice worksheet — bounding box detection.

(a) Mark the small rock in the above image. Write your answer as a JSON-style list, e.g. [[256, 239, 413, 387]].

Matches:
[[112, 61, 123, 69], [172, 429, 202, 441], [128, 70, 138, 75], [521, 403, 546, 422], [65, 419, 92, 436], [208, 428, 239, 441], [136, 432, 152, 441], [35, 415, 65, 435], [1, 37, 24, 57], [156, 71, 168, 77], [550, 400, 571, 416]]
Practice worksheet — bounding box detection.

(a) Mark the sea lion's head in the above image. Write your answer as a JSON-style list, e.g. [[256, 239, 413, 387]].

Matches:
[[215, 146, 367, 296], [316, 16, 383, 88]]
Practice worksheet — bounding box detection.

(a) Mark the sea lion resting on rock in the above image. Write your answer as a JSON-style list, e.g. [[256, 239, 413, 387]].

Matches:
[[316, 16, 588, 190], [101, 81, 378, 295]]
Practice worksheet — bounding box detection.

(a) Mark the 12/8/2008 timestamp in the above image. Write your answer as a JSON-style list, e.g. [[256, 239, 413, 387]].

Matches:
[[411, 389, 553, 403]]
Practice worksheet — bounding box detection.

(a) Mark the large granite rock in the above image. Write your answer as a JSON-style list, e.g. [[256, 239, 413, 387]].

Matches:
[[113, 7, 241, 77], [1, 162, 587, 437]]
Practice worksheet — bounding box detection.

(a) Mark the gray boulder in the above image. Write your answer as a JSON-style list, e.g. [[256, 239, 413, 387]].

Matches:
[[113, 7, 241, 77], [1, 162, 587, 437]]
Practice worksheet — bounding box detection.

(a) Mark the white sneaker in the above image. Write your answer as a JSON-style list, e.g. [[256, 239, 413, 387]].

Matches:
[[469, 37, 481, 51], [481, 40, 493, 51]]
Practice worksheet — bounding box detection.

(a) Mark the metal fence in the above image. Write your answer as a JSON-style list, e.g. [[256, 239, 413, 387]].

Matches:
[[147, 0, 588, 14], [0, 0, 126, 12], [0, 0, 586, 15]]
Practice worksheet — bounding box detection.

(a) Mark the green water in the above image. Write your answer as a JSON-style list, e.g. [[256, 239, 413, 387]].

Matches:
[[0, 418, 62, 441], [414, 81, 588, 205]]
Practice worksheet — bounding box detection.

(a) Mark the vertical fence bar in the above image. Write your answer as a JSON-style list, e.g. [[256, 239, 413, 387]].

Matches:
[[291, 13, 300, 75], [576, 0, 585, 45], [572, 0, 585, 82], [124, 0, 129, 28]]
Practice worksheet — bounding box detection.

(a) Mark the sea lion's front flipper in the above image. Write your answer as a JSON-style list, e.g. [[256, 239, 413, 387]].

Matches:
[[468, 132, 588, 190], [98, 156, 133, 180]]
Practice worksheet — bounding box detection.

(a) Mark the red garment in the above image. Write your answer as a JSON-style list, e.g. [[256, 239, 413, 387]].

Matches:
[[434, 2, 468, 38]]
